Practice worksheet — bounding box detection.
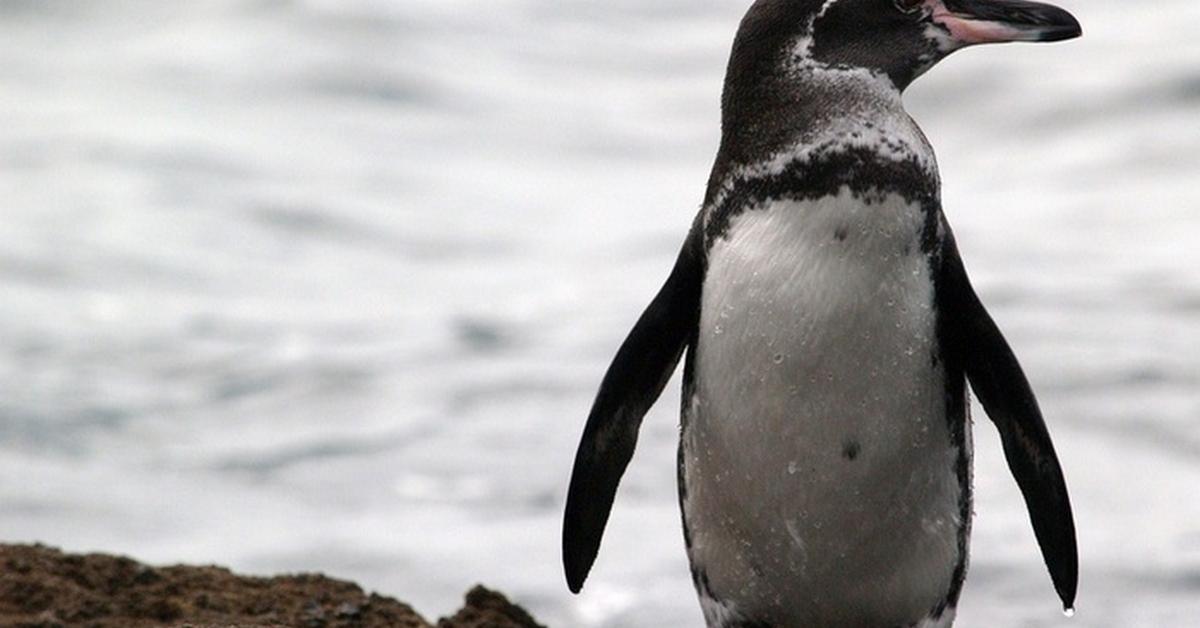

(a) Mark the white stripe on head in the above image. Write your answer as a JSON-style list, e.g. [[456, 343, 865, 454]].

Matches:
[[792, 0, 845, 61]]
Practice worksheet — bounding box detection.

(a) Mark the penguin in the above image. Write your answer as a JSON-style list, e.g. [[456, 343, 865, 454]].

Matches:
[[563, 1, 1080, 626]]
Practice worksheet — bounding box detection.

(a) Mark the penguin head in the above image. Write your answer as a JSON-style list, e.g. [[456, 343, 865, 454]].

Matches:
[[734, 0, 1081, 91], [707, 0, 1079, 196], [813, 0, 1080, 87]]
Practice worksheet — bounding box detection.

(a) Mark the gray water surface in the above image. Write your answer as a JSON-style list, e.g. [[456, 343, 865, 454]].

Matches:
[[1, 1, 1198, 626]]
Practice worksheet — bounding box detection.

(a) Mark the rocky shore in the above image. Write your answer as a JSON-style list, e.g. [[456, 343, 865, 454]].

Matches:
[[0, 544, 544, 627]]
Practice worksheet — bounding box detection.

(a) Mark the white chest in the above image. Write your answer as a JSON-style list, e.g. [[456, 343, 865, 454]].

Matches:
[[683, 189, 966, 626], [698, 187, 940, 426]]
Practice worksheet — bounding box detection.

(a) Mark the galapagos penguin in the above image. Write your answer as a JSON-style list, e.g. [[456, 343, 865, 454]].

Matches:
[[563, 1, 1081, 626]]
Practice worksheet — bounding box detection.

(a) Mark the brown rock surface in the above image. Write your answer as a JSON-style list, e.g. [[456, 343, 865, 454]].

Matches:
[[0, 544, 543, 628]]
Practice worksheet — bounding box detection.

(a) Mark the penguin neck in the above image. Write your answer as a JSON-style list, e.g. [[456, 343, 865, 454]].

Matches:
[[705, 66, 922, 206]]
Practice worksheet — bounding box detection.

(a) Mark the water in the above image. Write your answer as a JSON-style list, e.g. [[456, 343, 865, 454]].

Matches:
[[1, 1, 1198, 626]]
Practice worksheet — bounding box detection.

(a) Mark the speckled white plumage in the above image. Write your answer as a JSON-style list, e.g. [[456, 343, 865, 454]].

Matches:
[[682, 182, 970, 627], [706, 105, 937, 218]]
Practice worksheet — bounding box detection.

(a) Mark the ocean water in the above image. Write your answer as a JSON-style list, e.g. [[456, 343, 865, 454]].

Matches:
[[1, 1, 1197, 626]]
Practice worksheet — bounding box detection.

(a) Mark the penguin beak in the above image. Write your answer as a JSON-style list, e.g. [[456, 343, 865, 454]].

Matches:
[[932, 0, 1082, 45]]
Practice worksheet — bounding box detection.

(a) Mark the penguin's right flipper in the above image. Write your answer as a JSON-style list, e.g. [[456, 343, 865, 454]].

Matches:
[[939, 229, 1079, 611], [562, 215, 705, 593]]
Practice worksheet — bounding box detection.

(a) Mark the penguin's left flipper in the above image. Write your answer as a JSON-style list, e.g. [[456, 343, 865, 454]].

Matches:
[[940, 230, 1079, 611], [562, 215, 705, 594]]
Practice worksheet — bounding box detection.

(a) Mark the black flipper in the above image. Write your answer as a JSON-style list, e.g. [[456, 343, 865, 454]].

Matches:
[[939, 228, 1079, 610], [563, 215, 705, 593]]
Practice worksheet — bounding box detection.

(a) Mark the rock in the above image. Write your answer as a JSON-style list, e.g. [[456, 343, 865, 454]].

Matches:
[[436, 586, 545, 628], [0, 544, 543, 628]]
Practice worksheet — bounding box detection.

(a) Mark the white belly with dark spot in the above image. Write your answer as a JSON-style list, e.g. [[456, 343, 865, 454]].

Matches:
[[683, 188, 968, 627]]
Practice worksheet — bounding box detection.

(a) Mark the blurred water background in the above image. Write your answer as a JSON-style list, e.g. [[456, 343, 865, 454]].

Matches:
[[1, 0, 1197, 626]]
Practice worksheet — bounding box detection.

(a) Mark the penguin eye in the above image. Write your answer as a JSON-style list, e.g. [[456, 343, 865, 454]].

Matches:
[[893, 0, 924, 14]]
